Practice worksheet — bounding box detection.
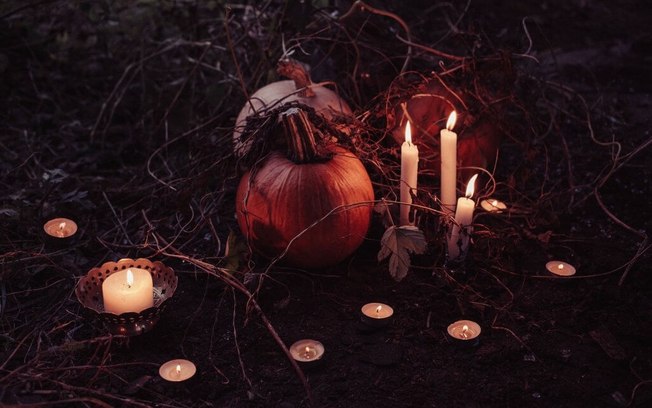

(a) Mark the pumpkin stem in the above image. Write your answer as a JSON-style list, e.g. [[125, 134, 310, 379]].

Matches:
[[281, 108, 330, 164], [277, 58, 316, 98]]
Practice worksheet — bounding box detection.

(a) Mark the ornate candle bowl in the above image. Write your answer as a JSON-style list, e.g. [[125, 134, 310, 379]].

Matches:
[[76, 258, 177, 336]]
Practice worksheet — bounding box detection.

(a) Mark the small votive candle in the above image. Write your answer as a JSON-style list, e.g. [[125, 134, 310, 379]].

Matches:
[[360, 302, 394, 328], [546, 261, 576, 276], [290, 339, 325, 363], [447, 320, 481, 346], [480, 199, 507, 213], [159, 359, 196, 382], [44, 217, 78, 238]]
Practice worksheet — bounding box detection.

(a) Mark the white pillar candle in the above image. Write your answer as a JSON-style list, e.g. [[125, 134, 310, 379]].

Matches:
[[440, 111, 458, 214], [102, 268, 154, 315], [400, 121, 419, 225], [447, 174, 478, 260]]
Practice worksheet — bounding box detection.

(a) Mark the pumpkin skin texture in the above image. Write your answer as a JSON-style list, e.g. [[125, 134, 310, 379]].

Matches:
[[236, 146, 374, 269]]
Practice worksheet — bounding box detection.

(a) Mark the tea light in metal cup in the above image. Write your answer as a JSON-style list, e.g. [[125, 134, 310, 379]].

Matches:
[[360, 302, 394, 327], [44, 217, 78, 238], [480, 199, 507, 213], [159, 359, 196, 382], [546, 261, 576, 276], [290, 339, 324, 363], [447, 320, 481, 346]]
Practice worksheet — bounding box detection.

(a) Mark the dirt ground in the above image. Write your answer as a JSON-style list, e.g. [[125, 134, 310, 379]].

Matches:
[[1, 1, 651, 407]]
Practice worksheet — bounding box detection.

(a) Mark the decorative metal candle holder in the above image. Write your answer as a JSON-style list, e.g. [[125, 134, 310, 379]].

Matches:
[[75, 258, 177, 336]]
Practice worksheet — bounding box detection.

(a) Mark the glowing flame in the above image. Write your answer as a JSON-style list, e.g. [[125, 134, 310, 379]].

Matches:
[[405, 121, 412, 144], [461, 324, 469, 339], [491, 200, 498, 207], [446, 111, 457, 131], [175, 364, 182, 375], [465, 174, 479, 199], [57, 222, 66, 237], [557, 263, 564, 270], [126, 269, 134, 288], [375, 305, 382, 314], [304, 346, 314, 359]]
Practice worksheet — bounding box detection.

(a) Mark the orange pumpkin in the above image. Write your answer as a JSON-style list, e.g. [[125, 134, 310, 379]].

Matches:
[[236, 108, 374, 269]]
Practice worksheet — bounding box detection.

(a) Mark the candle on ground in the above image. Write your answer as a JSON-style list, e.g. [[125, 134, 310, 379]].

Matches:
[[546, 261, 576, 276], [480, 199, 507, 213], [159, 359, 196, 382], [102, 268, 154, 315], [360, 302, 394, 327], [440, 111, 458, 214], [447, 174, 478, 261], [290, 339, 325, 362], [44, 217, 78, 238], [400, 121, 419, 225], [361, 302, 394, 320], [447, 320, 481, 341]]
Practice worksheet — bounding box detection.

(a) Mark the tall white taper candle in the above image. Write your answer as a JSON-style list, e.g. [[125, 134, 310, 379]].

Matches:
[[400, 121, 419, 225], [440, 111, 458, 214]]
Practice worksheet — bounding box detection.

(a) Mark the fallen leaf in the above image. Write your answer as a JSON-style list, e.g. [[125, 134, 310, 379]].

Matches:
[[378, 225, 427, 281]]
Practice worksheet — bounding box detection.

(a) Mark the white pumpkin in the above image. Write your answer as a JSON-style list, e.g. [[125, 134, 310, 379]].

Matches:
[[233, 59, 352, 156]]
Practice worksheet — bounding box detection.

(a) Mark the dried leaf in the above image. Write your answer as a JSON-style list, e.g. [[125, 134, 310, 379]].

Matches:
[[224, 229, 247, 271], [378, 225, 427, 281]]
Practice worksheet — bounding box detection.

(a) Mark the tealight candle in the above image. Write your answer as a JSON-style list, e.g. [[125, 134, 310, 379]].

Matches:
[[43, 217, 78, 238], [447, 319, 481, 345], [400, 121, 419, 226], [102, 268, 154, 315], [446, 174, 478, 261], [546, 261, 576, 276], [290, 339, 325, 363], [440, 111, 457, 214], [360, 302, 394, 327], [159, 359, 196, 382], [480, 199, 507, 213]]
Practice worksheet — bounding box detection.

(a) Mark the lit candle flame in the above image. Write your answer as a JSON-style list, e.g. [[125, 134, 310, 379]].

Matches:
[[304, 346, 313, 359], [126, 269, 134, 288], [405, 121, 412, 145], [465, 174, 479, 199], [557, 263, 564, 270], [461, 324, 469, 339], [491, 200, 498, 207], [446, 111, 457, 131], [375, 305, 382, 314], [57, 222, 66, 237], [175, 364, 182, 375]]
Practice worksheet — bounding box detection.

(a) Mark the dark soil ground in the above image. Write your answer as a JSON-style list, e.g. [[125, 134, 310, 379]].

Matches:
[[1, 1, 651, 407]]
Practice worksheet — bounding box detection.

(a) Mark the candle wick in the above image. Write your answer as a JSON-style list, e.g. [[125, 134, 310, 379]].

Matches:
[[461, 325, 469, 339]]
